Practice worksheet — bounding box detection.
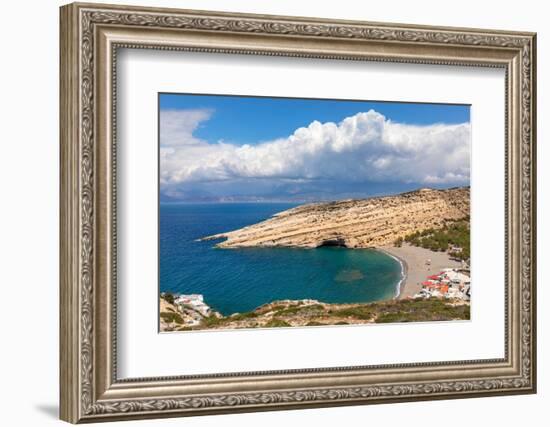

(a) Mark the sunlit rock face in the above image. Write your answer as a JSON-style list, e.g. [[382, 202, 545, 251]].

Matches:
[[201, 187, 470, 249]]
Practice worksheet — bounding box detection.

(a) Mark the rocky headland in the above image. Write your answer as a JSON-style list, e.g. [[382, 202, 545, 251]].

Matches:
[[201, 187, 470, 249]]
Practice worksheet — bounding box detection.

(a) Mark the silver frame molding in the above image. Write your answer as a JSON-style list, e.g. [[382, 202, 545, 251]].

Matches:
[[60, 2, 537, 423]]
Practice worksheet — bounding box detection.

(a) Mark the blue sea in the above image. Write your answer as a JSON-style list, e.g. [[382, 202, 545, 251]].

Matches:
[[160, 203, 402, 316]]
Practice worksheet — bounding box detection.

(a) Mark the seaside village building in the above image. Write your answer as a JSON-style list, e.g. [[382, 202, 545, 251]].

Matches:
[[414, 268, 471, 301], [175, 294, 212, 316], [173, 294, 213, 326]]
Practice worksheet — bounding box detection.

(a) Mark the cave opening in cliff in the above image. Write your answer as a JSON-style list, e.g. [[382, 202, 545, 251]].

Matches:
[[317, 238, 348, 248]]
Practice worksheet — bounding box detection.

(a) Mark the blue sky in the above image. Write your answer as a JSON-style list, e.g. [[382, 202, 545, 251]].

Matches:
[[159, 93, 470, 146], [159, 93, 471, 202]]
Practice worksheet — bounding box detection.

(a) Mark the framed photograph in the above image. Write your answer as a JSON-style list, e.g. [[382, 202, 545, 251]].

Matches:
[[60, 2, 537, 423], [157, 94, 473, 332]]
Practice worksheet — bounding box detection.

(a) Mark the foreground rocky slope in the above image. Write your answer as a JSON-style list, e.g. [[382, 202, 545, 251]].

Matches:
[[160, 297, 470, 332], [202, 187, 470, 249]]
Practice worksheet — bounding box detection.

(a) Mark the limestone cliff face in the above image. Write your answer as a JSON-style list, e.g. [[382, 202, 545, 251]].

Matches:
[[202, 187, 470, 249]]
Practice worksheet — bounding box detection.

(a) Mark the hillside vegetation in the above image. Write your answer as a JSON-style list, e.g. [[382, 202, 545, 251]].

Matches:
[[161, 296, 470, 332], [400, 218, 470, 261]]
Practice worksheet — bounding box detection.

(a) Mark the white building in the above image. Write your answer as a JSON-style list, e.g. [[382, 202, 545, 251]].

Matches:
[[175, 294, 212, 317]]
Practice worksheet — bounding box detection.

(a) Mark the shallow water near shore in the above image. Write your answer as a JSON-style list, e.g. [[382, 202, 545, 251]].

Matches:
[[160, 203, 402, 316]]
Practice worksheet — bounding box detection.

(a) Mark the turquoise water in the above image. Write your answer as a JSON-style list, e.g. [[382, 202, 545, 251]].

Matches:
[[160, 203, 402, 316]]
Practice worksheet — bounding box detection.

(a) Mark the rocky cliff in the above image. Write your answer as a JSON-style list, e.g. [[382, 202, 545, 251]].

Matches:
[[202, 187, 470, 249]]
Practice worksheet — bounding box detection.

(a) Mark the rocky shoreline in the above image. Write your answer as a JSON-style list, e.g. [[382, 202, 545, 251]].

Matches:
[[201, 187, 470, 249]]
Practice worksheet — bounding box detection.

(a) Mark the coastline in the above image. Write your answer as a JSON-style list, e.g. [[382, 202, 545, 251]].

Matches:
[[377, 249, 407, 299], [161, 243, 470, 332], [380, 243, 462, 298]]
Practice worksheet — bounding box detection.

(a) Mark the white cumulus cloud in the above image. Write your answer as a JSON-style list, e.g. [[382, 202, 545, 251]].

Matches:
[[159, 108, 470, 191]]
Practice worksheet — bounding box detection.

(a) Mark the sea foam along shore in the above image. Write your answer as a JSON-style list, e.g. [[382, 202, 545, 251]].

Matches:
[[377, 248, 407, 299], [380, 243, 462, 299]]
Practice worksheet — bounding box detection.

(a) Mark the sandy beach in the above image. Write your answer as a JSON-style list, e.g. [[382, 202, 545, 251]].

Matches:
[[380, 243, 463, 298]]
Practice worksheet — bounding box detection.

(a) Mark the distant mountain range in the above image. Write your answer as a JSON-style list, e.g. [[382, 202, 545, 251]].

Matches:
[[159, 182, 461, 204]]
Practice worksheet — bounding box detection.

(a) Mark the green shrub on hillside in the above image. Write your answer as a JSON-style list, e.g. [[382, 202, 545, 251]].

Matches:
[[160, 311, 183, 324], [333, 306, 374, 320], [404, 220, 470, 260], [229, 311, 259, 321], [265, 318, 291, 328], [305, 321, 324, 326], [202, 315, 224, 327], [161, 292, 175, 305], [275, 304, 324, 317]]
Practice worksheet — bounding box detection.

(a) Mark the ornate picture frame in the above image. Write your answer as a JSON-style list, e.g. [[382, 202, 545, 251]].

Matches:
[[60, 2, 536, 423]]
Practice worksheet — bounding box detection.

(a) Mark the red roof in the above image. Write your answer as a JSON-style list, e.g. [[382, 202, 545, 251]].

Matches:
[[422, 281, 433, 286], [428, 275, 440, 280]]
